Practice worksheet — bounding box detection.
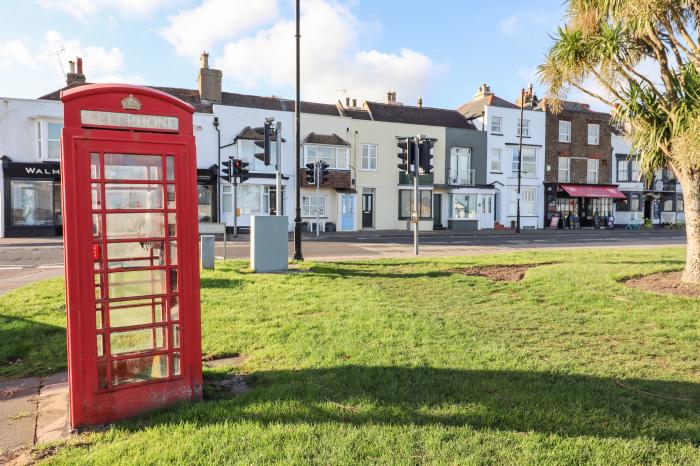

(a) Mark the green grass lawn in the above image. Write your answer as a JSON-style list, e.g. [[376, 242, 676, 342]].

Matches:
[[2, 248, 700, 464]]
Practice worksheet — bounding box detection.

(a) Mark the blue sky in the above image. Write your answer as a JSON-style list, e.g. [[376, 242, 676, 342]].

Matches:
[[0, 0, 568, 109]]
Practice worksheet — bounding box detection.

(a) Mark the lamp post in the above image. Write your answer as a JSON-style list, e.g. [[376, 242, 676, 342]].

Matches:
[[293, 0, 304, 260], [516, 88, 524, 234]]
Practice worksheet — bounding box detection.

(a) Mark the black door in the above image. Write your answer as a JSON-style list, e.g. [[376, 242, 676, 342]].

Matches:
[[433, 193, 442, 229], [362, 193, 373, 228]]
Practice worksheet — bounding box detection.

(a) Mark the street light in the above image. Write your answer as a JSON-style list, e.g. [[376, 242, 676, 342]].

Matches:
[[293, 0, 304, 260], [516, 87, 524, 234]]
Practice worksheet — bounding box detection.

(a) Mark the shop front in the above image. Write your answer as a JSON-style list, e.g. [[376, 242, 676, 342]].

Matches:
[[196, 167, 218, 223], [1, 157, 62, 237], [544, 183, 626, 228]]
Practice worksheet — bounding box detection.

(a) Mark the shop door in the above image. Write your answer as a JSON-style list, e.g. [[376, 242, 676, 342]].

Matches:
[[478, 194, 494, 229], [362, 193, 373, 228], [70, 139, 200, 425], [341, 194, 354, 230]]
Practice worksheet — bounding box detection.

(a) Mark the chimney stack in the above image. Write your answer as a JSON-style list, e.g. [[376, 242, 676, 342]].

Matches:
[[66, 56, 86, 86], [474, 83, 493, 99], [198, 51, 222, 103], [516, 83, 539, 109]]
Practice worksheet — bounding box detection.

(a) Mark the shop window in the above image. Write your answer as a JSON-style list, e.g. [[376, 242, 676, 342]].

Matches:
[[197, 185, 213, 222], [450, 194, 477, 219], [399, 189, 431, 220], [10, 180, 55, 226], [302, 195, 326, 217]]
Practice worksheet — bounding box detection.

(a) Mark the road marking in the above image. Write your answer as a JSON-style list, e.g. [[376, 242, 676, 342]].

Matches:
[[37, 265, 64, 269], [0, 266, 25, 270]]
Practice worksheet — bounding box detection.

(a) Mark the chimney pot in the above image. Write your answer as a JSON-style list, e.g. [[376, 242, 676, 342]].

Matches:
[[387, 91, 392, 103], [417, 97, 423, 108], [76, 57, 83, 75], [345, 97, 350, 107], [68, 60, 75, 74], [200, 52, 209, 69], [352, 98, 357, 107], [66, 57, 86, 85]]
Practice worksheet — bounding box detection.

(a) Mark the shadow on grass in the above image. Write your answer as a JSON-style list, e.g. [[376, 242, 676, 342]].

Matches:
[[307, 263, 453, 279], [200, 277, 245, 289], [132, 365, 700, 443], [0, 314, 66, 379]]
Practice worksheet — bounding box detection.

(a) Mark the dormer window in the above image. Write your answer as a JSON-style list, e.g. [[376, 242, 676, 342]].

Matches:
[[303, 145, 349, 169]]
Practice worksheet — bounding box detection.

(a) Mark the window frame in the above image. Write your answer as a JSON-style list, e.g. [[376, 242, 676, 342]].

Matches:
[[490, 147, 502, 173], [558, 157, 570, 182], [490, 115, 503, 134], [398, 189, 432, 220], [449, 147, 473, 185], [509, 186, 537, 216], [360, 143, 378, 171], [511, 147, 537, 178], [587, 158, 599, 184], [558, 120, 571, 143], [516, 119, 530, 138], [301, 194, 327, 218], [587, 123, 600, 145], [303, 144, 349, 169], [35, 119, 63, 161]]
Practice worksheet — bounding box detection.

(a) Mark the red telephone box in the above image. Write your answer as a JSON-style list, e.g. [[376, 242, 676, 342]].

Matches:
[[60, 84, 202, 428]]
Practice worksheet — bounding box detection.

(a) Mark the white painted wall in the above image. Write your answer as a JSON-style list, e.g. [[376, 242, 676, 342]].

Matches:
[[474, 104, 546, 229]]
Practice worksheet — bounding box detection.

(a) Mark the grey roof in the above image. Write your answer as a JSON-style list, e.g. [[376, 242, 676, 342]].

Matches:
[[537, 99, 612, 119], [302, 132, 350, 146], [457, 94, 520, 119], [234, 126, 285, 142], [364, 101, 476, 129], [340, 108, 372, 120]]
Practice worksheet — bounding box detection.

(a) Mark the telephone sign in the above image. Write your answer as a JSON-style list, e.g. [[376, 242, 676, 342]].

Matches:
[[60, 84, 203, 428]]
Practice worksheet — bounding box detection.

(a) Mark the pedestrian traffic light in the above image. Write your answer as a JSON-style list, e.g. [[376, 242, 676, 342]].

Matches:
[[320, 161, 330, 184], [222, 158, 233, 183], [254, 123, 272, 166], [232, 158, 250, 182], [397, 137, 416, 174], [305, 162, 316, 184], [418, 138, 434, 174]]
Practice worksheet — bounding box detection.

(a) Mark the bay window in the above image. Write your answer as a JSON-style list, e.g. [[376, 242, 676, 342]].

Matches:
[[303, 145, 349, 169], [222, 184, 282, 215], [450, 194, 477, 219]]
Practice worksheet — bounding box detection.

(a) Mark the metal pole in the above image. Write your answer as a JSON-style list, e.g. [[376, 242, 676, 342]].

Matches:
[[316, 162, 320, 237], [414, 136, 420, 255], [293, 0, 303, 260], [516, 88, 524, 234], [233, 178, 238, 238], [276, 121, 282, 216]]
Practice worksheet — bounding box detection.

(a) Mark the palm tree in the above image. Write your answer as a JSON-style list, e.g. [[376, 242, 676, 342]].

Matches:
[[539, 0, 700, 283]]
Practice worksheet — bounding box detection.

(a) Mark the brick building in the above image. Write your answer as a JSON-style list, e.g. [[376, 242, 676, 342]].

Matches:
[[540, 101, 625, 228]]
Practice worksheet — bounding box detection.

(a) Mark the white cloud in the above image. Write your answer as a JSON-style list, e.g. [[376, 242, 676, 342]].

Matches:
[[0, 30, 137, 97], [516, 66, 538, 86], [210, 0, 437, 104], [499, 16, 521, 37], [38, 0, 170, 21], [160, 0, 279, 58]]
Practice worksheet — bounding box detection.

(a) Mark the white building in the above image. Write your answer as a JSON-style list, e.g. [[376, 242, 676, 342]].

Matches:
[[611, 133, 684, 226], [458, 84, 546, 229]]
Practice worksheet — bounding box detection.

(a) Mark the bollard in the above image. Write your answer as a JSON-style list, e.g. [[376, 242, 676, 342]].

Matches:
[[200, 234, 215, 270]]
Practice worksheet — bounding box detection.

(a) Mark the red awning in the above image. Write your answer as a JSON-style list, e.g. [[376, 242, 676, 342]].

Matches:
[[560, 184, 627, 199]]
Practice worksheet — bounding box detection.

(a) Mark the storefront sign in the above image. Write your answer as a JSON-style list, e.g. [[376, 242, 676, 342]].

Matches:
[[81, 110, 178, 131], [4, 162, 60, 179]]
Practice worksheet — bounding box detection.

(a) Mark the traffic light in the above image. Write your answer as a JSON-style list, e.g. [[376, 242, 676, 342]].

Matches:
[[222, 158, 233, 183], [254, 123, 272, 166], [319, 161, 330, 184], [232, 158, 250, 183], [418, 139, 434, 174], [305, 162, 316, 185], [397, 138, 416, 174]]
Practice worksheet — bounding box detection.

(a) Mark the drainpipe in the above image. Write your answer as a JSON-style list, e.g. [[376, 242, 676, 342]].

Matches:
[[213, 116, 221, 223]]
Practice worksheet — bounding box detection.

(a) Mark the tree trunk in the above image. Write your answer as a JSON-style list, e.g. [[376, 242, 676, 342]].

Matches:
[[678, 171, 700, 283]]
